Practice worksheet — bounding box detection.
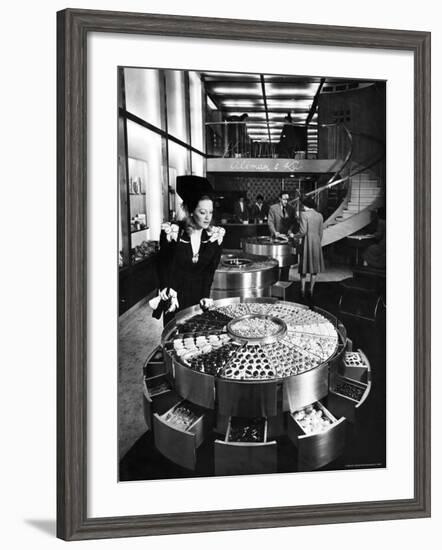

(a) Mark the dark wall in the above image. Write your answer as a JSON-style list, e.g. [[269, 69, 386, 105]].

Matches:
[[318, 83, 386, 182], [210, 175, 283, 205]]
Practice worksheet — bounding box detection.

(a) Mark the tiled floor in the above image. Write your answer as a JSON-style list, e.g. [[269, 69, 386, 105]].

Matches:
[[118, 301, 163, 459], [289, 264, 353, 282]]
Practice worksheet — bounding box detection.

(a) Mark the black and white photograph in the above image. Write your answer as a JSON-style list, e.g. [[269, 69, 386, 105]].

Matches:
[[2, 0, 436, 546], [118, 67, 387, 481]]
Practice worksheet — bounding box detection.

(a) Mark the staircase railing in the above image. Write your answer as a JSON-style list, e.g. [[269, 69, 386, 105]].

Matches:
[[291, 124, 385, 227], [287, 123, 352, 203]]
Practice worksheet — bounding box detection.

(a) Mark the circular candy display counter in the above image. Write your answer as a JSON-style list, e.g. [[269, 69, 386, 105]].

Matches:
[[211, 251, 278, 299], [243, 235, 302, 268], [143, 298, 372, 474]]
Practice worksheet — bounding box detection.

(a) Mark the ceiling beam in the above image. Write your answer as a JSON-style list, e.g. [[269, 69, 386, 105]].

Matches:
[[203, 78, 322, 84], [222, 108, 310, 114], [260, 75, 272, 143], [206, 92, 316, 101], [305, 78, 325, 126]]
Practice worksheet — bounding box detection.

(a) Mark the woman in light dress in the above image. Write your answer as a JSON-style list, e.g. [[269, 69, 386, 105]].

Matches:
[[298, 196, 324, 299]]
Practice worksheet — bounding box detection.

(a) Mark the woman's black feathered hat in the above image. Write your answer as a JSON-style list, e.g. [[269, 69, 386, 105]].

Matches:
[[176, 175, 213, 211]]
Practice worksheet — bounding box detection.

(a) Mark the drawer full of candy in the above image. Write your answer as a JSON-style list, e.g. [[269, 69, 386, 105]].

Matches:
[[340, 350, 371, 383], [290, 401, 337, 436], [225, 416, 268, 444], [144, 374, 172, 398], [331, 375, 369, 404], [143, 345, 167, 377]]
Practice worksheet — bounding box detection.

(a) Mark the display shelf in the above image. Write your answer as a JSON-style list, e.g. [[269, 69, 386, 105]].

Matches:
[[287, 402, 347, 471], [153, 401, 213, 471], [243, 235, 302, 268], [214, 417, 277, 475], [211, 251, 278, 300], [119, 254, 158, 315], [144, 297, 372, 473]]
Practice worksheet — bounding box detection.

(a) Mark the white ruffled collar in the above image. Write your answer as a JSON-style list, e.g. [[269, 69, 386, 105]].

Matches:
[[162, 222, 225, 245], [205, 225, 226, 244], [161, 222, 180, 242]]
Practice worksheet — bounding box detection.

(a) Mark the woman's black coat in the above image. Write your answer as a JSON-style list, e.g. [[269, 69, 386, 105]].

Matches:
[[157, 224, 223, 312]]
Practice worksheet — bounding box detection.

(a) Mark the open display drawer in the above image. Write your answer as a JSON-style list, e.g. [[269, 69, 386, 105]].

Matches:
[[143, 345, 167, 378], [339, 349, 371, 384], [173, 360, 216, 409], [142, 375, 179, 431], [214, 416, 277, 475], [287, 401, 346, 470], [153, 400, 213, 470], [327, 372, 371, 424]]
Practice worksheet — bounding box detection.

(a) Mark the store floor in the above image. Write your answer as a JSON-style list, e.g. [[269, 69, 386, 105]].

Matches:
[[118, 271, 386, 480]]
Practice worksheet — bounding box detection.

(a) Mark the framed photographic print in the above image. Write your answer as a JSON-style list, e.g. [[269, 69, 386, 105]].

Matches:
[[57, 8, 431, 541]]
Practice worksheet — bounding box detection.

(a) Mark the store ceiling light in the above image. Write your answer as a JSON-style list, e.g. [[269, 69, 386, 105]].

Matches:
[[265, 83, 320, 94], [266, 99, 313, 108], [212, 86, 262, 95], [221, 100, 263, 107]]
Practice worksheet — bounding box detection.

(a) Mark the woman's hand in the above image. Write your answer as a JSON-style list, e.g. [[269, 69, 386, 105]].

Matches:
[[159, 288, 179, 312], [166, 288, 179, 313], [167, 295, 179, 313], [159, 288, 170, 300], [200, 298, 213, 310]]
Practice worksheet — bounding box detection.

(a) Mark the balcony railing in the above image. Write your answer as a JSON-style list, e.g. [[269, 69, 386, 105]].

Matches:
[[205, 121, 317, 159]]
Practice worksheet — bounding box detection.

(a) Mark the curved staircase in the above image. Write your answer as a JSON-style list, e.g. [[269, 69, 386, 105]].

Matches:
[[322, 167, 384, 246]]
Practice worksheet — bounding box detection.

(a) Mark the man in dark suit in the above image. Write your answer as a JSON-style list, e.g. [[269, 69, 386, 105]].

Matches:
[[268, 191, 298, 281], [268, 191, 297, 238], [278, 113, 307, 158], [225, 113, 249, 157], [250, 194, 269, 223], [233, 195, 250, 223]]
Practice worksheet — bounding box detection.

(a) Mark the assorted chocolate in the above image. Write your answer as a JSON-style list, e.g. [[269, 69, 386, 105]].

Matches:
[[285, 329, 338, 362], [268, 303, 337, 337], [163, 401, 200, 430], [229, 316, 281, 339], [165, 300, 341, 380], [216, 303, 251, 319], [292, 403, 335, 434], [228, 417, 265, 443], [334, 380, 366, 401], [221, 345, 274, 380], [245, 302, 274, 316], [146, 379, 170, 397], [177, 310, 232, 334], [188, 343, 240, 376], [172, 333, 233, 372], [267, 340, 321, 377], [344, 351, 367, 368]]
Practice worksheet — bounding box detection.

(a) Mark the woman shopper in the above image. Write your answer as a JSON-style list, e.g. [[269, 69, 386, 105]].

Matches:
[[298, 196, 324, 300], [156, 175, 225, 323]]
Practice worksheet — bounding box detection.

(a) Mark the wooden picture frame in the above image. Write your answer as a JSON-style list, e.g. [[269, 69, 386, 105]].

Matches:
[[57, 8, 431, 541]]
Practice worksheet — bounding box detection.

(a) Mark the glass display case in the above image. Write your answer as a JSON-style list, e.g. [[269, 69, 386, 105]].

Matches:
[[139, 297, 372, 474], [118, 66, 206, 314]]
